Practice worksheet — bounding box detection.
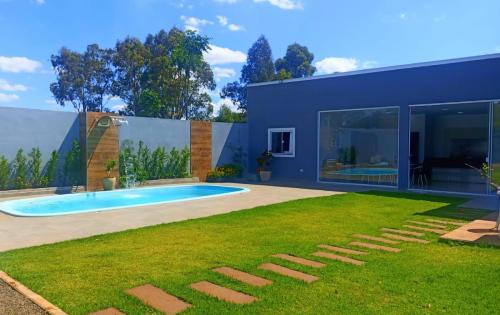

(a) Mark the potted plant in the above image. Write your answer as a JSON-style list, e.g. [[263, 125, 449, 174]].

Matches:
[[256, 150, 273, 182], [103, 159, 117, 191]]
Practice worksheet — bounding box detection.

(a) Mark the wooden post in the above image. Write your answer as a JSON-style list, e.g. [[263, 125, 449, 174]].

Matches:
[[190, 121, 212, 181]]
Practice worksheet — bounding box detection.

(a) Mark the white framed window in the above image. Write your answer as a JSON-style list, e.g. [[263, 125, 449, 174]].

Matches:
[[268, 128, 295, 157]]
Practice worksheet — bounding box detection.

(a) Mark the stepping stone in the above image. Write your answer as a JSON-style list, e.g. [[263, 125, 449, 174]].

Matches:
[[190, 281, 257, 304], [126, 284, 191, 315], [213, 267, 272, 287], [312, 251, 364, 266], [403, 225, 447, 235], [349, 241, 401, 253], [88, 308, 125, 315], [258, 263, 318, 283], [352, 234, 400, 245], [406, 220, 447, 229], [318, 244, 368, 255], [382, 233, 430, 244], [272, 253, 326, 268], [425, 219, 466, 226], [381, 228, 424, 237]]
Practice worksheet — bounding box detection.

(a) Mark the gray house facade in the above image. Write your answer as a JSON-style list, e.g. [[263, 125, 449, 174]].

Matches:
[[247, 53, 500, 195]]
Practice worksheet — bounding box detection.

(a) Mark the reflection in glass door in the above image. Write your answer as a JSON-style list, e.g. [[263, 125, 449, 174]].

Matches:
[[409, 102, 490, 194]]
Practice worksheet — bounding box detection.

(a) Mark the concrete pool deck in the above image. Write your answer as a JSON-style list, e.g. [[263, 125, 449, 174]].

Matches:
[[0, 183, 341, 252]]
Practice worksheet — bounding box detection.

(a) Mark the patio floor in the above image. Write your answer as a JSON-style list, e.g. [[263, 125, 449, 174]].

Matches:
[[0, 183, 340, 252], [441, 211, 500, 246]]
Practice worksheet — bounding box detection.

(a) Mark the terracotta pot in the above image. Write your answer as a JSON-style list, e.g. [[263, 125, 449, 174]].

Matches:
[[103, 177, 116, 191], [259, 171, 272, 182]]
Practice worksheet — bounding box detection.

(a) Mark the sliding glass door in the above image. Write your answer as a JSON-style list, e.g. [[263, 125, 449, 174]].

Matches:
[[409, 102, 490, 194], [318, 107, 399, 186]]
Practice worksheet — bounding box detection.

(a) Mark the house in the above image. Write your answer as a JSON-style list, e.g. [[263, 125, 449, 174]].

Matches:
[[247, 53, 500, 195]]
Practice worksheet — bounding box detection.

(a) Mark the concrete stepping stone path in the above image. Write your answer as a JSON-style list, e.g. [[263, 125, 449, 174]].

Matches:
[[381, 228, 424, 237], [258, 263, 319, 283], [349, 241, 401, 253], [126, 284, 191, 315], [190, 281, 257, 304], [406, 220, 447, 229], [318, 244, 368, 255], [88, 308, 125, 315], [382, 233, 430, 244], [272, 254, 326, 268], [403, 225, 447, 235], [312, 251, 364, 266], [352, 234, 400, 245], [213, 267, 272, 287], [425, 219, 466, 226]]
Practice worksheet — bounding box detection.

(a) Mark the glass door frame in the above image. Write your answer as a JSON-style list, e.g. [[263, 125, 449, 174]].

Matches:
[[407, 99, 499, 196]]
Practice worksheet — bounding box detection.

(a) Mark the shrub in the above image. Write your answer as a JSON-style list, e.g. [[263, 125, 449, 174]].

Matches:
[[28, 147, 43, 188], [165, 147, 190, 178], [119, 140, 135, 188], [207, 163, 243, 179], [64, 140, 83, 186], [42, 150, 58, 187], [0, 156, 9, 190], [136, 141, 150, 183], [150, 147, 167, 179], [13, 149, 28, 189]]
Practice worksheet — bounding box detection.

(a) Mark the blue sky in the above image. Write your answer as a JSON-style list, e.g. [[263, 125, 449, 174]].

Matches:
[[0, 0, 499, 113]]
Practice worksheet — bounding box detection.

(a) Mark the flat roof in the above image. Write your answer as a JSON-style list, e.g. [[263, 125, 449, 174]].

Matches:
[[248, 52, 500, 88]]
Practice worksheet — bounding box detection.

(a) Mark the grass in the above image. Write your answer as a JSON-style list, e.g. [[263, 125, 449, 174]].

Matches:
[[0, 191, 499, 314]]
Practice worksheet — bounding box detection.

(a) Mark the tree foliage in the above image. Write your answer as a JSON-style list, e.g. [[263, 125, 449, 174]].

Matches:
[[50, 44, 113, 112], [214, 104, 246, 123], [275, 43, 316, 78], [50, 28, 215, 119], [221, 35, 275, 113]]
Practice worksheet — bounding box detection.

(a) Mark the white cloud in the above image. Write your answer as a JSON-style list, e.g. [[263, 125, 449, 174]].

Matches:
[[0, 79, 27, 92], [212, 67, 236, 81], [399, 13, 407, 20], [0, 56, 42, 73], [315, 57, 377, 75], [253, 0, 303, 10], [228, 23, 244, 31], [180, 15, 213, 32], [44, 99, 57, 105], [216, 15, 244, 31], [35, 0, 46, 5], [212, 95, 238, 112], [0, 93, 19, 103], [495, 47, 500, 53], [216, 15, 228, 26], [214, 0, 239, 3], [204, 44, 246, 65], [111, 104, 126, 112]]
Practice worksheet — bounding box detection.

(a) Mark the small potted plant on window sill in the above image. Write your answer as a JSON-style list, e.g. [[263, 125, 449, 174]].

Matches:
[[256, 150, 273, 182], [103, 159, 117, 191]]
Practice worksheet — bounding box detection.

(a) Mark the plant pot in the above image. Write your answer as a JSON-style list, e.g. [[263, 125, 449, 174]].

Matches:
[[103, 177, 116, 191], [259, 171, 272, 182]]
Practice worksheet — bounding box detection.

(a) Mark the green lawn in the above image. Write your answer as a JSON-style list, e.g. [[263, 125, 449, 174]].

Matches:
[[1, 191, 499, 315]]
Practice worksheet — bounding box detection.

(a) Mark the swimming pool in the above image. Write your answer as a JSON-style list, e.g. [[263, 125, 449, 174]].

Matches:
[[0, 184, 249, 217]]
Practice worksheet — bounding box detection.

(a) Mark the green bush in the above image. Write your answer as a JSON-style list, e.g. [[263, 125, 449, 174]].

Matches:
[[28, 147, 43, 188], [0, 156, 9, 190], [119, 140, 191, 185], [64, 140, 83, 186], [42, 150, 58, 187], [13, 149, 28, 189], [207, 163, 243, 179]]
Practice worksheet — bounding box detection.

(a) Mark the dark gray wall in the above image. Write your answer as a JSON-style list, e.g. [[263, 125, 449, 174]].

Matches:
[[118, 116, 190, 151], [247, 56, 500, 189], [0, 107, 79, 182], [212, 122, 248, 168]]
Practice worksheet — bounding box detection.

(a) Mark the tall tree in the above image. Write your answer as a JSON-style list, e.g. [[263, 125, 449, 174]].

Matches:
[[112, 37, 150, 116], [275, 43, 316, 78], [213, 104, 246, 123], [141, 28, 215, 120], [221, 35, 275, 112], [50, 44, 113, 112]]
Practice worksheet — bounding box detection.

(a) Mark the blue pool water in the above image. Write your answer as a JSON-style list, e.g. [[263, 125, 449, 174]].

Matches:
[[331, 168, 398, 176], [0, 185, 249, 217]]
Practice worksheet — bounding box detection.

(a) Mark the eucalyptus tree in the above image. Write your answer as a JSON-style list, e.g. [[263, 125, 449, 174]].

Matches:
[[50, 44, 113, 112]]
